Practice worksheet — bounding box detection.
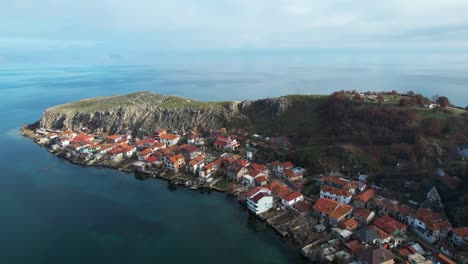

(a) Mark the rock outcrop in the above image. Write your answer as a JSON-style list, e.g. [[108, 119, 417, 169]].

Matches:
[[38, 92, 298, 135]]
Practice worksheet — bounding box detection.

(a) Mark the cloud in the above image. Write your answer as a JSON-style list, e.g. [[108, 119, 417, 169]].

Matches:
[[1, 0, 468, 50]]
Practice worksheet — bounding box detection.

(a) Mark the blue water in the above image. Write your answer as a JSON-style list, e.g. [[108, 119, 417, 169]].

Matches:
[[0, 52, 467, 263]]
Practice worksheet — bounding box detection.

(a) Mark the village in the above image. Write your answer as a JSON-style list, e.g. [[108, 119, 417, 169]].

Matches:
[[25, 126, 468, 264]]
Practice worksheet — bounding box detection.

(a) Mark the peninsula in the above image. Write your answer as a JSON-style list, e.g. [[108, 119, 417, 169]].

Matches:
[[24, 91, 468, 263]]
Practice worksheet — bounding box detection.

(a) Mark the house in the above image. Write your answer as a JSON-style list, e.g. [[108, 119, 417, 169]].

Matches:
[[199, 159, 222, 178], [122, 144, 136, 158], [378, 200, 400, 218], [271, 161, 294, 174], [313, 198, 353, 225], [354, 208, 376, 225], [412, 208, 452, 243], [339, 217, 359, 232], [254, 176, 268, 186], [457, 144, 468, 159], [354, 189, 377, 208], [320, 185, 353, 204], [187, 156, 204, 174], [246, 187, 273, 215], [281, 191, 304, 206], [283, 169, 303, 181], [353, 227, 380, 245], [145, 156, 161, 166], [396, 205, 416, 226], [241, 175, 255, 186], [106, 134, 121, 143], [160, 133, 180, 146], [214, 136, 240, 150], [265, 181, 294, 199], [165, 154, 185, 172], [373, 215, 407, 236], [356, 246, 396, 264], [179, 144, 202, 161], [452, 227, 468, 247], [138, 147, 154, 161], [154, 129, 167, 141], [107, 147, 125, 161]]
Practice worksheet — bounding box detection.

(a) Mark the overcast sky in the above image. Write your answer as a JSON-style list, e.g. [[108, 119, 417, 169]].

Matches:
[[2, 0, 468, 55]]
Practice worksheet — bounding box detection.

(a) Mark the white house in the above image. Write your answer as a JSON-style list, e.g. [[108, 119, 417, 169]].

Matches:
[[214, 136, 240, 150], [412, 208, 452, 243], [241, 175, 255, 186], [281, 192, 304, 206], [458, 144, 468, 159], [246, 188, 273, 215], [160, 133, 180, 146], [320, 185, 352, 204]]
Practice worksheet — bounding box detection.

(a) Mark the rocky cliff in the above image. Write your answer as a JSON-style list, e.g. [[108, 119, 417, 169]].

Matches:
[[38, 92, 304, 135]]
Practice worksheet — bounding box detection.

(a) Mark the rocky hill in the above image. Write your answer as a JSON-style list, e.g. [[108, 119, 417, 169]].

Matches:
[[38, 92, 314, 136]]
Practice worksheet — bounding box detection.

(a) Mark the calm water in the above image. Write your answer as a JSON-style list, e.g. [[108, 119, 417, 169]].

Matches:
[[1, 53, 467, 263]]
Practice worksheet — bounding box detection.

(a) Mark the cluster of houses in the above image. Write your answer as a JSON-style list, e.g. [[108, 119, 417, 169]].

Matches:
[[33, 127, 468, 264]]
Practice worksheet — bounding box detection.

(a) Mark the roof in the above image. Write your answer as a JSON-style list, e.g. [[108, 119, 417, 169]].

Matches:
[[453, 227, 468, 238], [168, 154, 184, 164], [373, 215, 407, 234], [322, 176, 350, 187], [313, 198, 353, 221], [339, 217, 359, 231], [245, 186, 269, 198], [415, 208, 452, 231], [354, 226, 379, 243], [250, 192, 270, 203], [356, 247, 396, 264], [254, 176, 268, 183], [160, 133, 179, 140], [265, 181, 294, 198], [282, 192, 303, 202], [189, 156, 204, 166], [146, 156, 159, 163], [107, 134, 121, 140], [248, 168, 263, 177], [354, 189, 376, 203], [214, 140, 228, 146], [139, 147, 153, 156], [344, 240, 364, 254], [438, 253, 457, 264], [155, 129, 167, 134], [320, 185, 352, 197], [398, 205, 416, 217], [282, 161, 294, 168], [354, 208, 373, 220], [250, 163, 267, 171]]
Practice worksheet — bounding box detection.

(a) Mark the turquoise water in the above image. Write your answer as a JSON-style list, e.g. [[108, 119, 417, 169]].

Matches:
[[0, 56, 467, 263]]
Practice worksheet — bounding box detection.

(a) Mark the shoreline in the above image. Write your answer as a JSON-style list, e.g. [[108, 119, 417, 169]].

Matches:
[[21, 127, 315, 262]]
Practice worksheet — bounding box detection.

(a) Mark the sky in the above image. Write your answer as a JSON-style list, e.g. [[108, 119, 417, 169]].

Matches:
[[2, 0, 468, 63]]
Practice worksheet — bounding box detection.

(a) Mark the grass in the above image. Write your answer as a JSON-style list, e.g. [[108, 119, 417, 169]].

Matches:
[[50, 92, 228, 113], [213, 178, 230, 190]]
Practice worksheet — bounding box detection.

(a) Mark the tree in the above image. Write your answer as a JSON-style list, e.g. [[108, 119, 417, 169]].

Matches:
[[391, 90, 398, 95], [437, 96, 450, 107], [399, 98, 410, 107], [421, 118, 441, 136]]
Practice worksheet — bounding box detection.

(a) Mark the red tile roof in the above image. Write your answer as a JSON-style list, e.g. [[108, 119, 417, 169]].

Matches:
[[160, 133, 179, 140], [282, 191, 303, 202], [354, 189, 376, 203], [453, 227, 468, 238], [322, 176, 350, 187], [354, 208, 373, 220], [146, 156, 159, 163], [321, 185, 352, 197], [373, 215, 407, 234], [245, 186, 269, 198], [250, 192, 269, 203], [254, 176, 268, 183], [339, 217, 359, 231], [282, 161, 294, 168], [265, 181, 294, 198], [313, 198, 353, 220]]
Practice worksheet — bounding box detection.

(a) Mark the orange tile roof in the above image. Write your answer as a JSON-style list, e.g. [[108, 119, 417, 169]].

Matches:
[[189, 156, 204, 166], [339, 217, 359, 231], [160, 133, 179, 140], [322, 176, 350, 186], [438, 253, 457, 264], [254, 176, 268, 183], [282, 191, 303, 202], [139, 147, 153, 156], [313, 198, 353, 220], [354, 208, 373, 220], [374, 215, 407, 234], [169, 154, 184, 164], [354, 189, 376, 203], [321, 185, 352, 197], [107, 134, 121, 140], [265, 181, 293, 198]]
